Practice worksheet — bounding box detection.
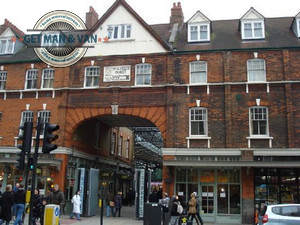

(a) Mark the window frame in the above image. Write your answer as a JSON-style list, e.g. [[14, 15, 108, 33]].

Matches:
[[19, 111, 34, 135], [0, 38, 15, 55], [0, 70, 7, 90], [41, 68, 55, 89], [189, 61, 207, 84], [38, 110, 51, 136], [249, 106, 269, 137], [247, 58, 266, 83], [25, 69, 38, 90], [135, 63, 152, 86], [107, 24, 132, 40], [189, 107, 208, 137], [125, 138, 130, 158], [84, 66, 100, 88], [188, 23, 210, 42], [118, 135, 123, 156], [111, 132, 116, 155], [241, 20, 265, 40]]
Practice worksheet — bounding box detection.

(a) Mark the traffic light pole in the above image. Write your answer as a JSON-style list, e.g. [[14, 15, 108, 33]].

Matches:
[[28, 117, 42, 225]]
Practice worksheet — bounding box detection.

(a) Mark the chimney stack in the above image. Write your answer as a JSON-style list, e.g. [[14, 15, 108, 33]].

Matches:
[[170, 2, 184, 27], [86, 6, 99, 29]]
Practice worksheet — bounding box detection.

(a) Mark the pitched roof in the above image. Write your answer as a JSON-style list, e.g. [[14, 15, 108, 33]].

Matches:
[[166, 17, 300, 52], [87, 0, 171, 51], [0, 19, 25, 37]]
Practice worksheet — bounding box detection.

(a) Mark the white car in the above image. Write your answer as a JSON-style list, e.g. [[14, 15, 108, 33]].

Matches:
[[259, 204, 300, 225]]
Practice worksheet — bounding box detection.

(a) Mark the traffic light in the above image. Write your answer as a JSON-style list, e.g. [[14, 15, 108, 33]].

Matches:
[[42, 123, 60, 154], [16, 122, 33, 170], [28, 157, 34, 170]]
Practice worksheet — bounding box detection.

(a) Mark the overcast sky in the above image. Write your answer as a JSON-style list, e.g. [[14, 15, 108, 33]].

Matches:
[[1, 0, 300, 33]]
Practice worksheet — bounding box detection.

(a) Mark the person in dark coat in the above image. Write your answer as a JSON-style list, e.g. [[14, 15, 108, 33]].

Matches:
[[149, 190, 159, 202], [114, 191, 122, 217], [13, 183, 25, 225], [0, 184, 14, 225], [40, 198, 48, 225], [48, 184, 65, 216], [32, 188, 42, 225]]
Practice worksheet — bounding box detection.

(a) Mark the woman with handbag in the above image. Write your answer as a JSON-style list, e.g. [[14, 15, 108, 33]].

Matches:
[[106, 191, 115, 217], [188, 193, 202, 225]]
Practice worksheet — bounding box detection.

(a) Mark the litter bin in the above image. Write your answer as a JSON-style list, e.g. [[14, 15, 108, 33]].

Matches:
[[44, 204, 60, 225], [143, 203, 162, 225]]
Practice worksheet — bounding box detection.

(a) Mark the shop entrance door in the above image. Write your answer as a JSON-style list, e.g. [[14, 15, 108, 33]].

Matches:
[[201, 185, 215, 222]]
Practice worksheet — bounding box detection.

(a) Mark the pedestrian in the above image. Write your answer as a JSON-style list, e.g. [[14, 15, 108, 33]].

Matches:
[[114, 191, 122, 217], [162, 192, 170, 223], [40, 198, 48, 225], [48, 184, 65, 216], [188, 192, 201, 225], [70, 190, 81, 220], [194, 192, 204, 225], [149, 189, 159, 202], [0, 184, 14, 225], [169, 196, 181, 225], [106, 190, 115, 217], [32, 188, 42, 225], [12, 183, 19, 220], [128, 188, 135, 206], [13, 183, 25, 225]]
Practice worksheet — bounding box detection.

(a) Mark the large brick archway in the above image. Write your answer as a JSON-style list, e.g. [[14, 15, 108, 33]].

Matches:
[[63, 106, 167, 147]]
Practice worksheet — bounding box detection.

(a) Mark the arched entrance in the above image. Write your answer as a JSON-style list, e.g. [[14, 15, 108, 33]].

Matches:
[[62, 107, 167, 216]]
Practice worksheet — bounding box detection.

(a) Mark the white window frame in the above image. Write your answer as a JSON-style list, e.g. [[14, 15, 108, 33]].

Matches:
[[38, 110, 51, 137], [125, 138, 130, 158], [118, 135, 123, 156], [41, 68, 55, 89], [0, 38, 15, 54], [0, 71, 7, 90], [249, 107, 269, 137], [247, 59, 266, 82], [41, 32, 60, 47], [107, 24, 132, 40], [297, 19, 300, 38], [188, 23, 210, 42], [25, 69, 38, 90], [135, 64, 152, 86], [111, 132, 116, 155], [19, 111, 34, 135], [189, 107, 208, 137], [241, 20, 265, 39], [190, 61, 207, 84], [84, 66, 100, 88]]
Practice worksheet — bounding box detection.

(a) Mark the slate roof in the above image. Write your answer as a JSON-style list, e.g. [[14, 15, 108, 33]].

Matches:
[[1, 13, 300, 64]]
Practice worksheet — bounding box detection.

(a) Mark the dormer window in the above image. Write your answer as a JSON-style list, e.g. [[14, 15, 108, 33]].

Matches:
[[240, 7, 265, 40], [107, 24, 132, 40], [188, 24, 210, 42], [187, 11, 211, 43], [0, 38, 14, 54], [242, 21, 264, 39], [292, 13, 300, 38]]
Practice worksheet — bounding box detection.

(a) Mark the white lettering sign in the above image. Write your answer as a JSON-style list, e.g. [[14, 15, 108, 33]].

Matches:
[[104, 65, 131, 82]]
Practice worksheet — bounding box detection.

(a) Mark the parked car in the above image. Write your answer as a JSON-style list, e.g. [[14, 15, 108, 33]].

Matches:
[[258, 204, 300, 224]]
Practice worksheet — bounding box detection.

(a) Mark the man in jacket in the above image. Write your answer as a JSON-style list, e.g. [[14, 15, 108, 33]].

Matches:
[[48, 184, 65, 216], [13, 183, 25, 225]]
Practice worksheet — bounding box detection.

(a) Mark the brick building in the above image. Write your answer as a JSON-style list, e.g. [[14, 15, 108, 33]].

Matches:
[[0, 0, 300, 223]]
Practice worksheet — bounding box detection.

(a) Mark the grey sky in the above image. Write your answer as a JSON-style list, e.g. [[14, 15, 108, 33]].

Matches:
[[1, 0, 300, 33]]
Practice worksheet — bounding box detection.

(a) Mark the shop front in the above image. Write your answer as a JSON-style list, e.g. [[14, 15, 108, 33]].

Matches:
[[254, 168, 300, 214], [174, 168, 242, 224]]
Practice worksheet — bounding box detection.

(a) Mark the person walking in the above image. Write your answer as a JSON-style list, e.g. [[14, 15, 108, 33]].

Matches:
[[32, 188, 42, 225], [40, 198, 48, 225], [194, 192, 204, 225], [70, 190, 81, 220], [169, 196, 181, 225], [106, 190, 115, 217], [48, 184, 65, 216], [0, 184, 14, 225], [188, 193, 201, 225], [114, 191, 122, 217], [162, 192, 170, 224], [13, 183, 25, 225]]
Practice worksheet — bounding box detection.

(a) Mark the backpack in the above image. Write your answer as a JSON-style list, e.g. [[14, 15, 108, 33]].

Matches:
[[177, 202, 183, 214]]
